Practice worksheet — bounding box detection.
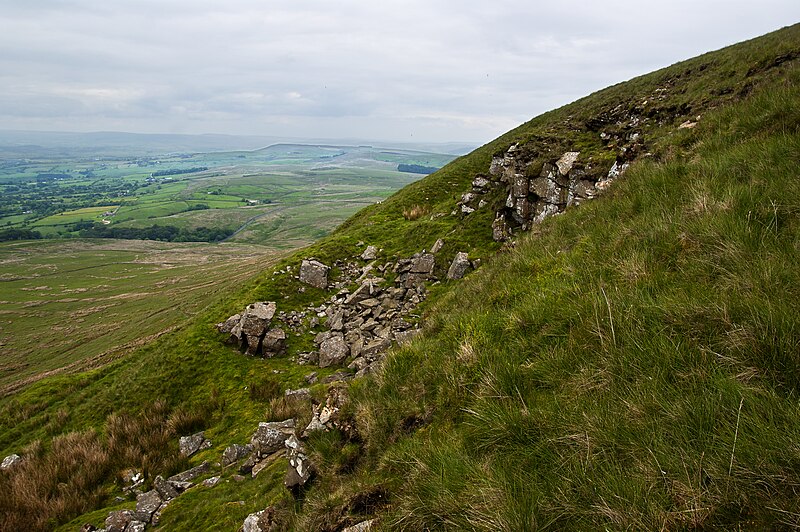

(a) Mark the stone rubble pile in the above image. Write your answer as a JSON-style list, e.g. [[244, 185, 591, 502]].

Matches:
[[218, 243, 478, 379]]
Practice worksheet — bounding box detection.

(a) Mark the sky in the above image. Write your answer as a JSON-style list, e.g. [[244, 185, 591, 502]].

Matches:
[[0, 1, 798, 145]]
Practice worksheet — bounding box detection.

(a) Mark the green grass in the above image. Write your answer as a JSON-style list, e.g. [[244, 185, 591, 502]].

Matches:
[[320, 56, 800, 529], [2, 22, 800, 532], [0, 239, 282, 395]]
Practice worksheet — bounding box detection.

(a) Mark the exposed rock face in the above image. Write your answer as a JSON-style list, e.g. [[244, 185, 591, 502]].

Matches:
[[299, 259, 330, 289], [217, 301, 285, 357], [1, 453, 21, 470], [250, 419, 296, 458], [447, 252, 471, 280], [179, 431, 211, 457], [464, 137, 637, 240]]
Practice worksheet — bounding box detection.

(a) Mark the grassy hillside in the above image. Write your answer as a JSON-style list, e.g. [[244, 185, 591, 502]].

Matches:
[[1, 23, 799, 531]]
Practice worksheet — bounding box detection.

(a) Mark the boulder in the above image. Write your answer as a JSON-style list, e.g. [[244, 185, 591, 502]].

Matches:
[[299, 260, 330, 289], [261, 328, 286, 357], [222, 443, 253, 467], [284, 435, 313, 492], [409, 253, 435, 274], [135, 489, 162, 522], [154, 475, 179, 501], [556, 151, 580, 175], [472, 175, 490, 190], [362, 337, 391, 360], [250, 419, 296, 458], [1, 454, 21, 470], [319, 335, 349, 367], [168, 461, 211, 483], [360, 245, 378, 260], [215, 313, 240, 335], [430, 238, 445, 254], [203, 476, 221, 487], [179, 431, 211, 457], [105, 510, 134, 532], [447, 252, 471, 280], [242, 507, 279, 532], [343, 520, 377, 532], [128, 521, 147, 532]]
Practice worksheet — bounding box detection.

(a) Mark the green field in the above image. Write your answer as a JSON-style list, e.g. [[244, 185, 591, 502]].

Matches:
[[0, 238, 281, 394], [0, 144, 455, 245]]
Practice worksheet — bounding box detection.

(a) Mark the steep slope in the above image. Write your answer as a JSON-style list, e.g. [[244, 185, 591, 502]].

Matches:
[[1, 23, 799, 531]]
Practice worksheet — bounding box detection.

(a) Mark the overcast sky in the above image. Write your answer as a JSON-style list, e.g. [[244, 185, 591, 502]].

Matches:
[[0, 1, 798, 144]]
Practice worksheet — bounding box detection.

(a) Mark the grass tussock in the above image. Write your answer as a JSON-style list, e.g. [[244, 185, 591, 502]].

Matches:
[[401, 204, 430, 221], [0, 400, 212, 531]]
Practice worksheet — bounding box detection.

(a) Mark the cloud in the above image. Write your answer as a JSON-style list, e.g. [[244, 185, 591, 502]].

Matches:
[[0, 1, 798, 142]]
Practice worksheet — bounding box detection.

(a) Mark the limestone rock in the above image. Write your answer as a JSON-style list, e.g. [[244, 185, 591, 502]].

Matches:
[[447, 252, 471, 280], [395, 328, 421, 345], [215, 313, 240, 335], [179, 431, 211, 457], [154, 475, 179, 501], [319, 335, 349, 368], [128, 521, 147, 532], [222, 443, 253, 467], [250, 419, 296, 458], [431, 238, 445, 254], [168, 461, 211, 483], [105, 510, 134, 532], [242, 507, 279, 532], [299, 260, 330, 289], [472, 175, 490, 191], [284, 434, 313, 492], [410, 253, 435, 274], [492, 215, 510, 242], [261, 328, 286, 357], [343, 520, 377, 532], [360, 245, 378, 260], [556, 151, 580, 175], [135, 490, 162, 522], [1, 454, 21, 470]]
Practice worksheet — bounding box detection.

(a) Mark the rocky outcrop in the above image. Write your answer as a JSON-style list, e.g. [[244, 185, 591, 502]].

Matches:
[[217, 301, 286, 357]]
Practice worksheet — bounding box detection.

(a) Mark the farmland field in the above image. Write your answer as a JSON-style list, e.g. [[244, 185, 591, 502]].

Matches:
[[0, 238, 281, 395], [0, 143, 457, 245]]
